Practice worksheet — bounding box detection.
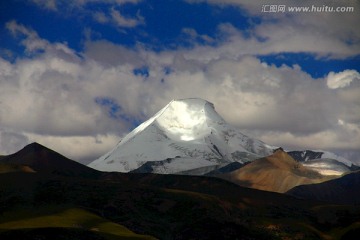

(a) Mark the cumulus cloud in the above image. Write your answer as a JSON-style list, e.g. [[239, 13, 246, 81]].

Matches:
[[30, 0, 145, 29], [152, 55, 358, 143], [327, 70, 360, 89], [31, 0, 142, 10], [186, 0, 360, 58], [1, 20, 359, 163], [110, 8, 144, 28], [29, 0, 360, 58], [84, 40, 145, 66], [0, 23, 137, 160], [6, 20, 49, 53], [91, 7, 145, 28]]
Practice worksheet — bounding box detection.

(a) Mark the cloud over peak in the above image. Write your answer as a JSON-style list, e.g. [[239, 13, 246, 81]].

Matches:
[[1, 1, 359, 164]]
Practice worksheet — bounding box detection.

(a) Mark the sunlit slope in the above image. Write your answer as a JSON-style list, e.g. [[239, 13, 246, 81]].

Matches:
[[217, 149, 336, 193]]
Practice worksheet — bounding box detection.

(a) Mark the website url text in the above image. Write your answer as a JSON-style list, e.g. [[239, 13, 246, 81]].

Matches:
[[261, 5, 355, 13]]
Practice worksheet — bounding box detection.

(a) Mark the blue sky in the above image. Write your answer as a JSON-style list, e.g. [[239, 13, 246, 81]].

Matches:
[[0, 0, 359, 163]]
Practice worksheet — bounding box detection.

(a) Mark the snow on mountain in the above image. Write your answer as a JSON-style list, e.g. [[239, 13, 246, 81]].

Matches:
[[88, 98, 356, 176], [88, 98, 275, 173], [288, 150, 353, 167], [302, 159, 351, 176]]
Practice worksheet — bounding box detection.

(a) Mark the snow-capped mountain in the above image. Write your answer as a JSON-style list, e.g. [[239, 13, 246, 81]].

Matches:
[[88, 98, 275, 173], [88, 98, 357, 176]]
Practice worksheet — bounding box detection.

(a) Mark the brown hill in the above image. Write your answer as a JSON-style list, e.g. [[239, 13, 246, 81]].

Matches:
[[0, 142, 100, 178], [216, 149, 334, 193]]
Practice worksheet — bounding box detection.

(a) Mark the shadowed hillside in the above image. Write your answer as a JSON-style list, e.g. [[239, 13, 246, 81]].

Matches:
[[287, 171, 360, 205], [1, 143, 360, 240], [0, 142, 101, 178], [0, 163, 36, 174], [0, 207, 155, 240]]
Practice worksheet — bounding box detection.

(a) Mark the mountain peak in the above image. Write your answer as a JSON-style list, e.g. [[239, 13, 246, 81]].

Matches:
[[170, 98, 210, 105], [155, 98, 225, 141], [23, 142, 47, 151], [119, 98, 225, 145], [0, 142, 99, 178], [89, 98, 275, 173]]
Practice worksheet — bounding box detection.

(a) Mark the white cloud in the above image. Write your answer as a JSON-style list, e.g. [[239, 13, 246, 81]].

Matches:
[[6, 20, 49, 53], [181, 28, 214, 44], [186, 0, 360, 58], [92, 8, 145, 28], [29, 0, 145, 29], [260, 126, 360, 153], [327, 70, 360, 89], [1, 21, 359, 163], [31, 0, 57, 10], [156, 56, 346, 135], [93, 11, 109, 24], [84, 40, 145, 66], [31, 0, 142, 10], [29, 0, 360, 58], [110, 8, 144, 28]]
